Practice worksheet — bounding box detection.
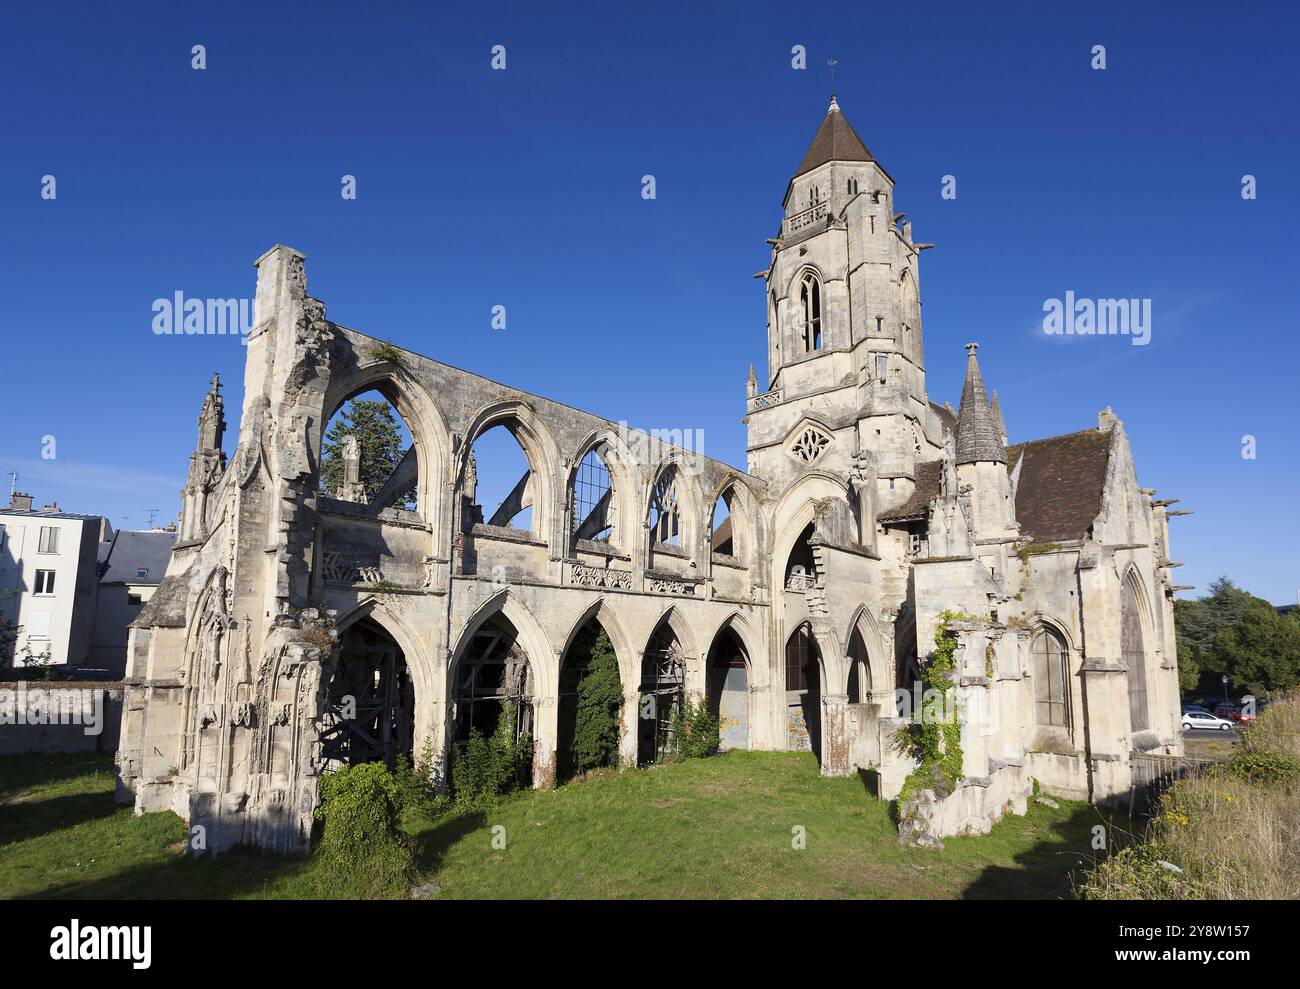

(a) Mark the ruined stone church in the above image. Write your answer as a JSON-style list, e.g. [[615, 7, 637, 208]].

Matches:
[[117, 98, 1184, 851]]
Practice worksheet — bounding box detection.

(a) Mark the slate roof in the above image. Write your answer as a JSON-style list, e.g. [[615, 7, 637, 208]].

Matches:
[[793, 99, 875, 178], [876, 427, 1114, 543], [99, 530, 176, 586], [877, 460, 943, 523], [1007, 428, 1113, 543]]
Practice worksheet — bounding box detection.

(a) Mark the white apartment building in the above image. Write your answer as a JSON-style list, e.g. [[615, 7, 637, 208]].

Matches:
[[0, 492, 106, 670]]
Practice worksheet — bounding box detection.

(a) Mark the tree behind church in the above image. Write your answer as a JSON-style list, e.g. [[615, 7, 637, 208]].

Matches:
[[320, 399, 414, 506]]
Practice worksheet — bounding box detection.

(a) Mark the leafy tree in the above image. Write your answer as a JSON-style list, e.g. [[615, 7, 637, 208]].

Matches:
[[570, 630, 622, 774], [320, 399, 415, 507], [1176, 576, 1300, 696], [1210, 600, 1300, 694]]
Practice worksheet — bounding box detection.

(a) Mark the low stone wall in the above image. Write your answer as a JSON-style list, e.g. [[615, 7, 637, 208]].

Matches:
[[0, 681, 124, 755]]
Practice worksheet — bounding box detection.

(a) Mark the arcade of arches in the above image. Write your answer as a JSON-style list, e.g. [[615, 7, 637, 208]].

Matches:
[[118, 113, 1182, 853]]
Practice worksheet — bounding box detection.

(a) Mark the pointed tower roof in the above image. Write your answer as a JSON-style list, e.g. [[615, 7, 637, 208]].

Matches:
[[955, 344, 1007, 464], [793, 96, 876, 178], [991, 390, 1008, 446]]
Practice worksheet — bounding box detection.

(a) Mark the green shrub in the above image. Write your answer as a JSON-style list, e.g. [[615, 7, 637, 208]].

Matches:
[[678, 698, 720, 759], [1225, 748, 1300, 786], [571, 632, 622, 773], [451, 705, 532, 805], [314, 762, 414, 898]]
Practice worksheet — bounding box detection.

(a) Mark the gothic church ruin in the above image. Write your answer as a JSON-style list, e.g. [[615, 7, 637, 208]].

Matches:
[[117, 98, 1185, 850]]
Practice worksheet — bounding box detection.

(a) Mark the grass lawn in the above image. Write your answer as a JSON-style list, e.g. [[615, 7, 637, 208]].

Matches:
[[1, 750, 1128, 899]]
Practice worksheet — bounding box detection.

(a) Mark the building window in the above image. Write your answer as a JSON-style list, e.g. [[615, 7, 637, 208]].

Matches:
[[799, 271, 822, 352], [34, 570, 56, 595], [908, 532, 922, 555], [789, 425, 832, 464], [875, 353, 888, 381], [785, 624, 817, 692], [649, 469, 681, 546], [128, 593, 143, 606], [136, 568, 150, 580], [38, 526, 59, 554], [1032, 629, 1069, 727], [848, 177, 859, 195]]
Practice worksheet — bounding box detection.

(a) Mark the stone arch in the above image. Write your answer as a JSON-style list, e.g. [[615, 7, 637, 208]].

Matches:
[[319, 355, 451, 524], [643, 454, 705, 562], [555, 598, 629, 781], [448, 588, 557, 703], [1029, 617, 1072, 729], [1121, 565, 1154, 733], [845, 604, 885, 701], [458, 400, 563, 546], [637, 605, 697, 765], [784, 620, 825, 760], [900, 268, 921, 363], [557, 597, 637, 687], [707, 475, 760, 569], [704, 611, 760, 751], [567, 427, 638, 553], [321, 601, 420, 767]]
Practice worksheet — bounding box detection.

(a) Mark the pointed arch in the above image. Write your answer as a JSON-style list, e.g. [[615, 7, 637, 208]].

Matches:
[[458, 400, 562, 545], [644, 454, 705, 562], [557, 597, 637, 687], [319, 349, 452, 525], [1121, 565, 1153, 733], [448, 588, 557, 702], [567, 427, 637, 553]]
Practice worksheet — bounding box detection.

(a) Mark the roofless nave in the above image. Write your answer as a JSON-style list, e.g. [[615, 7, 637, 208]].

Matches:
[[116, 98, 1184, 850]]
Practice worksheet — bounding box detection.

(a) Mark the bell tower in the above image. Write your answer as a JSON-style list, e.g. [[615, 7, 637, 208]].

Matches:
[[748, 97, 944, 509]]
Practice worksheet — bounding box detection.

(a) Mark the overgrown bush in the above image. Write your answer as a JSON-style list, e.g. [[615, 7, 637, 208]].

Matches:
[[1224, 748, 1300, 786], [450, 704, 532, 805], [392, 738, 446, 818], [565, 630, 622, 776], [676, 698, 720, 759], [314, 762, 414, 898], [1079, 693, 1300, 900]]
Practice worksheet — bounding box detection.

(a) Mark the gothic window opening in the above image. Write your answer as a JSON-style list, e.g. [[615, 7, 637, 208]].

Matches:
[[572, 446, 615, 544], [639, 624, 686, 765], [1032, 628, 1069, 727], [649, 467, 682, 546], [454, 614, 535, 751], [789, 425, 831, 464], [785, 623, 822, 759], [784, 522, 817, 592], [847, 625, 873, 703], [799, 271, 823, 352], [558, 619, 623, 782], [706, 625, 749, 751], [848, 176, 859, 195], [467, 424, 533, 532], [320, 390, 418, 510], [710, 490, 734, 557], [320, 617, 414, 770], [1122, 578, 1149, 732]]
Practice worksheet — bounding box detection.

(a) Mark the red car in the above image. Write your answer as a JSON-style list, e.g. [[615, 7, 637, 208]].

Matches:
[[1213, 704, 1255, 723]]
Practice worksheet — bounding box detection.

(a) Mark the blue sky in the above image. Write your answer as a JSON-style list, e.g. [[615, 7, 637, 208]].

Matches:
[[0, 1, 1296, 604]]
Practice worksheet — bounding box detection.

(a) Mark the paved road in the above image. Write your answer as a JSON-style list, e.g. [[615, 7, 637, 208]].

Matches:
[[1181, 727, 1241, 742]]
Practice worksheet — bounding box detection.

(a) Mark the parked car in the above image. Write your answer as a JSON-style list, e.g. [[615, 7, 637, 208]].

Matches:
[[1213, 704, 1254, 724], [1181, 710, 1237, 732], [1181, 703, 1214, 716]]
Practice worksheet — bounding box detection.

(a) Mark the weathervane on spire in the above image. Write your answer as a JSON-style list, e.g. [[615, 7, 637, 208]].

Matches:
[[828, 57, 838, 97]]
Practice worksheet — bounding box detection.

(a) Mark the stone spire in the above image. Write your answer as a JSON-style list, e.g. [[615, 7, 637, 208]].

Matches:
[[990, 389, 1008, 447], [196, 371, 226, 453], [792, 98, 875, 178], [746, 362, 758, 398], [955, 344, 1006, 464]]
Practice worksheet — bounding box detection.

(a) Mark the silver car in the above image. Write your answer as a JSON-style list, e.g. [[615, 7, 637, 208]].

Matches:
[[1181, 710, 1236, 732]]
